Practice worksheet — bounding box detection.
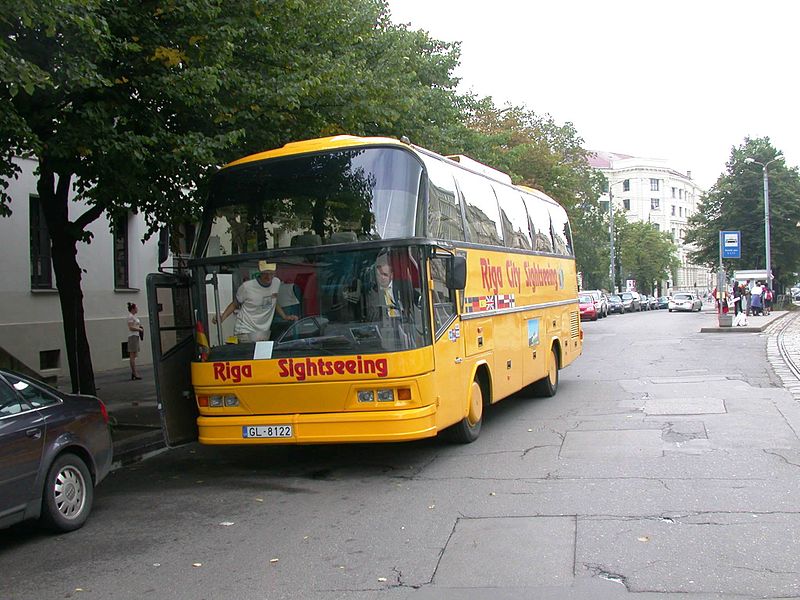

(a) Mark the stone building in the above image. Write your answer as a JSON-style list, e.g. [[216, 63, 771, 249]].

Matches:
[[589, 151, 712, 294], [0, 157, 163, 380]]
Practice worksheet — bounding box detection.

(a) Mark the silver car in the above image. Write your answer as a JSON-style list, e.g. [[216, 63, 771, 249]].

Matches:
[[668, 292, 703, 312]]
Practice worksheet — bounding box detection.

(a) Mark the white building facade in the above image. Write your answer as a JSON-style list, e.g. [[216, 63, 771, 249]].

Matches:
[[0, 157, 163, 380], [589, 151, 712, 295]]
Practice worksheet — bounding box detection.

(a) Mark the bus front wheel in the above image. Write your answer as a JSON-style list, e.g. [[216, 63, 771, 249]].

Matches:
[[532, 346, 559, 397], [447, 378, 483, 443]]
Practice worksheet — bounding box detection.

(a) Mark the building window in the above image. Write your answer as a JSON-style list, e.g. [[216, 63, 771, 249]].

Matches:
[[650, 178, 660, 191], [679, 207, 683, 217], [623, 199, 631, 211], [672, 187, 676, 198], [679, 189, 683, 199], [113, 214, 130, 289], [671, 205, 676, 216], [29, 195, 52, 289], [653, 223, 660, 231], [39, 349, 60, 370], [651, 198, 660, 210], [622, 179, 630, 192]]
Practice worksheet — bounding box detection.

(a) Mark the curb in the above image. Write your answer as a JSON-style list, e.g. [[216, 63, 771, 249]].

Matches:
[[111, 429, 166, 469]]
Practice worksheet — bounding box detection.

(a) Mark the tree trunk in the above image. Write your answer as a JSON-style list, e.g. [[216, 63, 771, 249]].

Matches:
[[37, 162, 96, 395]]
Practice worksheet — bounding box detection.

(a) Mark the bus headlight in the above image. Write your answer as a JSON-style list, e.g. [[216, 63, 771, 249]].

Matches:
[[209, 395, 239, 407], [358, 390, 375, 403], [376, 389, 395, 402]]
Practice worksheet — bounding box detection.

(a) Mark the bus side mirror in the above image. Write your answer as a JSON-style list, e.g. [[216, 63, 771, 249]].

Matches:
[[447, 256, 467, 290], [158, 229, 170, 265]]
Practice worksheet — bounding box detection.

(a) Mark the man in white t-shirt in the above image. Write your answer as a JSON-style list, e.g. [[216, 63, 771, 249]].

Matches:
[[213, 261, 298, 342]]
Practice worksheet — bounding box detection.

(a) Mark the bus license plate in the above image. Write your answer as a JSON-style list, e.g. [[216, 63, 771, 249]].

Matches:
[[242, 425, 293, 439]]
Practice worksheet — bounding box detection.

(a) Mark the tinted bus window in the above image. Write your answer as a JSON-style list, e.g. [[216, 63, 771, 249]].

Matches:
[[421, 155, 465, 241], [520, 193, 554, 253], [549, 203, 574, 256], [493, 184, 532, 250], [454, 171, 503, 246], [200, 147, 423, 257]]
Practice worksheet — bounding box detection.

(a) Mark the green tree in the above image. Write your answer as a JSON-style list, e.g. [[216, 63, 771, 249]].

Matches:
[[0, 0, 464, 393], [685, 137, 800, 290], [616, 219, 679, 295]]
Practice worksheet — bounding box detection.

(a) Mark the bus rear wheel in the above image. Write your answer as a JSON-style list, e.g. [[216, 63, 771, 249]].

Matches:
[[532, 345, 559, 397], [447, 378, 483, 443]]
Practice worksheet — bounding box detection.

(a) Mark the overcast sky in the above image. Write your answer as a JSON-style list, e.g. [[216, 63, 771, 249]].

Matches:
[[387, 0, 799, 190]]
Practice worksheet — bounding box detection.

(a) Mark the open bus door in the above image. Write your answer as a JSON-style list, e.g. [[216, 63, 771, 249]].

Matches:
[[146, 272, 198, 446]]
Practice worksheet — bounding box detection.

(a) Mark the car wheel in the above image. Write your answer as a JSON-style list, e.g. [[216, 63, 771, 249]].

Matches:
[[447, 378, 483, 443], [668, 309, 672, 312], [532, 345, 559, 397], [41, 453, 94, 532]]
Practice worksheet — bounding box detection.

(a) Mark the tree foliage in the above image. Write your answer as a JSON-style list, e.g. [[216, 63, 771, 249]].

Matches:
[[685, 137, 800, 290], [0, 0, 465, 392], [615, 217, 679, 295]]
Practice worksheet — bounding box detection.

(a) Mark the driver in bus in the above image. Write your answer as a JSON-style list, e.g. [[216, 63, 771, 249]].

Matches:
[[365, 255, 418, 322], [213, 260, 298, 342]]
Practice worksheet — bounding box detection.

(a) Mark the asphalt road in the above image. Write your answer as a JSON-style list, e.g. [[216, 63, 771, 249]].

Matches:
[[3, 307, 800, 600]]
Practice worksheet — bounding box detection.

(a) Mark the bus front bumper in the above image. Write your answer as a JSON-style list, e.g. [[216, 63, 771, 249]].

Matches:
[[197, 403, 438, 445]]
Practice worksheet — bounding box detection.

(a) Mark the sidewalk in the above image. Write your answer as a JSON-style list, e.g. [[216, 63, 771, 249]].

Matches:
[[699, 304, 789, 333]]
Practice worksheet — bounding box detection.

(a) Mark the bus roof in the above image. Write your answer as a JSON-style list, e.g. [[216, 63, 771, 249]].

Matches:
[[224, 135, 409, 169]]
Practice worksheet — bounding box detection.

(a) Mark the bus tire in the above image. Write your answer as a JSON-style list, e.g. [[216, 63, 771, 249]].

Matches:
[[532, 345, 559, 397], [447, 378, 483, 443]]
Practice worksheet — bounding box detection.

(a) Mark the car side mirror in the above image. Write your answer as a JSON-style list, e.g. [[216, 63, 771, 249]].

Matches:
[[447, 256, 467, 290], [158, 229, 170, 265]]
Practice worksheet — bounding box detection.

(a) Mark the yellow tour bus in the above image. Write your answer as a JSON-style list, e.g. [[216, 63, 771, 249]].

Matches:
[[146, 135, 582, 446]]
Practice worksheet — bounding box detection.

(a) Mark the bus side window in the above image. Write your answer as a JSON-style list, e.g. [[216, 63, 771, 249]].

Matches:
[[454, 171, 503, 246], [430, 257, 456, 335], [521, 193, 555, 253]]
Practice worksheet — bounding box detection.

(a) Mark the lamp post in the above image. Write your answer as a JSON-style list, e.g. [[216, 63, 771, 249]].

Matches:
[[745, 155, 783, 288], [608, 186, 616, 292]]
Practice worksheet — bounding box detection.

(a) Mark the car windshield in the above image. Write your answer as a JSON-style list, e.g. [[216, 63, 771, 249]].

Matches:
[[579, 295, 593, 303], [621, 293, 633, 299], [200, 246, 433, 361], [674, 293, 692, 300], [609, 295, 621, 302]]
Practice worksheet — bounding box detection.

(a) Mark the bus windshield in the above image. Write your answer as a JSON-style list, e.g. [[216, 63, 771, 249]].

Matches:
[[203, 245, 431, 362], [197, 147, 424, 258]]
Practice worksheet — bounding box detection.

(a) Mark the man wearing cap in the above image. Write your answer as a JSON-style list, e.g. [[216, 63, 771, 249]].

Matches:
[[213, 260, 298, 342]]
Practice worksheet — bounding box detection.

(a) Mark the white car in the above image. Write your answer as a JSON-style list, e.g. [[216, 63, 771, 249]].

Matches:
[[668, 292, 702, 312]]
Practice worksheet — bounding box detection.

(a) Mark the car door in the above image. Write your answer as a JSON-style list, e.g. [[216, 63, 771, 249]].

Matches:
[[0, 375, 45, 520]]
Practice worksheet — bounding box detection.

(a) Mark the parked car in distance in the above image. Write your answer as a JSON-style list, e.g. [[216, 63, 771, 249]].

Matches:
[[648, 295, 659, 310], [582, 290, 608, 318], [657, 296, 670, 309], [630, 292, 644, 311], [668, 292, 703, 312], [620, 292, 640, 312], [0, 369, 113, 532], [579, 294, 598, 321], [640, 294, 651, 311], [608, 294, 624, 314]]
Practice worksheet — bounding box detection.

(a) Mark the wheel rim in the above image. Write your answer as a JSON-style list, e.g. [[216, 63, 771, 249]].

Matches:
[[53, 465, 87, 520], [467, 381, 483, 427]]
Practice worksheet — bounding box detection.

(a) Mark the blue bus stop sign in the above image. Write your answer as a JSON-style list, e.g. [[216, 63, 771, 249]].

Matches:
[[721, 230, 741, 259]]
